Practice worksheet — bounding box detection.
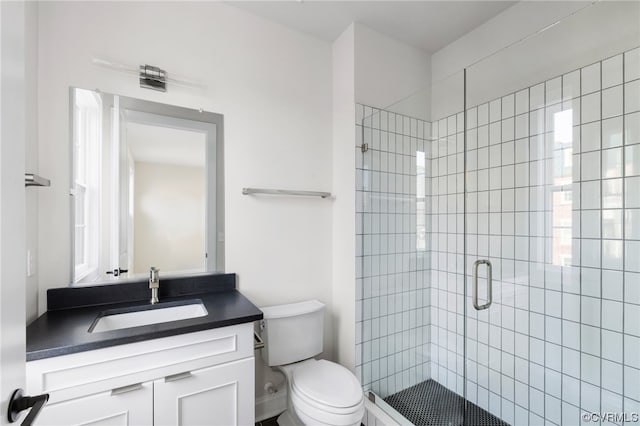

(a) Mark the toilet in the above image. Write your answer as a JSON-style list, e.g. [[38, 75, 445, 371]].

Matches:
[[260, 300, 365, 426]]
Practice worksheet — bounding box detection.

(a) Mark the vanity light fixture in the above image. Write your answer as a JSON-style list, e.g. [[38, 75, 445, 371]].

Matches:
[[139, 65, 167, 92], [92, 58, 207, 92]]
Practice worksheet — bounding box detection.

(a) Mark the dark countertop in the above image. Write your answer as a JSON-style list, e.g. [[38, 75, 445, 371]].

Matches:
[[26, 273, 263, 361]]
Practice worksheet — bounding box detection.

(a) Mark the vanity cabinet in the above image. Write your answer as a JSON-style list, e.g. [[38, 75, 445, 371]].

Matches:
[[154, 358, 254, 426], [27, 323, 255, 426]]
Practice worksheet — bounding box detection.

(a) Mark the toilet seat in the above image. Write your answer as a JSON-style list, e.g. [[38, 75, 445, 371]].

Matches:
[[292, 387, 363, 416], [291, 360, 363, 409], [288, 359, 364, 425], [291, 390, 364, 426]]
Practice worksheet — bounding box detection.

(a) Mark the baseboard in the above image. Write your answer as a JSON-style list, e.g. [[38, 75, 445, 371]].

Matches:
[[255, 390, 287, 422]]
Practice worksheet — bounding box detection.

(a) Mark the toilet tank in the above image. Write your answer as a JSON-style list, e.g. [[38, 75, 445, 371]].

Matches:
[[260, 300, 324, 366]]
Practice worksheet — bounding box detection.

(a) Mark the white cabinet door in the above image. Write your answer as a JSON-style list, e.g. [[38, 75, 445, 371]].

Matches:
[[36, 382, 153, 426], [154, 357, 254, 426]]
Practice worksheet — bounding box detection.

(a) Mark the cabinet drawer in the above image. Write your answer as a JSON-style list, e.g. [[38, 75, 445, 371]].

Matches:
[[27, 323, 253, 402], [36, 381, 153, 426]]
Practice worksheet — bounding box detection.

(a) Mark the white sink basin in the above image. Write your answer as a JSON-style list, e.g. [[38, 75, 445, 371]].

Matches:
[[90, 301, 208, 333]]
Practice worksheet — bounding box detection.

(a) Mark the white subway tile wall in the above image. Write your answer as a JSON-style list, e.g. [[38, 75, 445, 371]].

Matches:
[[356, 46, 640, 426], [355, 105, 432, 397]]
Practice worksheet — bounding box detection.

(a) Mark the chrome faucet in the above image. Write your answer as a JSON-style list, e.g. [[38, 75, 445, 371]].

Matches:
[[149, 267, 160, 304]]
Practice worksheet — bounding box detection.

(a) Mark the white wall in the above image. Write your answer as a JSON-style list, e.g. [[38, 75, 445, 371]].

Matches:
[[431, 1, 640, 120], [133, 162, 205, 274], [331, 24, 356, 370], [37, 1, 333, 399], [354, 23, 431, 121]]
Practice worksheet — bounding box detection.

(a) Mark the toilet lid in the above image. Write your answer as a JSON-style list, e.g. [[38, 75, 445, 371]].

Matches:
[[291, 360, 363, 409]]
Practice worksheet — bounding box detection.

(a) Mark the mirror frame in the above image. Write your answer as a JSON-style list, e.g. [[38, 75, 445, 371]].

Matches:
[[69, 88, 225, 285]]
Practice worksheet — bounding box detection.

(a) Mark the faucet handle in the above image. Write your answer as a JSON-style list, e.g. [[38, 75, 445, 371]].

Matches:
[[149, 267, 159, 282], [149, 267, 159, 296]]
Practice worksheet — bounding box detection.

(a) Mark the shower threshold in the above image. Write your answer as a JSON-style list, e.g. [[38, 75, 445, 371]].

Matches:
[[380, 380, 509, 426]]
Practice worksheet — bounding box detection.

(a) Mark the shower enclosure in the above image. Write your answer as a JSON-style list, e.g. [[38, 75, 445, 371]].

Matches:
[[356, 2, 640, 425]]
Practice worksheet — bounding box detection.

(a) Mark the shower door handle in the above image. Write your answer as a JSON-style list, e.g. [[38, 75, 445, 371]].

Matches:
[[472, 259, 492, 310]]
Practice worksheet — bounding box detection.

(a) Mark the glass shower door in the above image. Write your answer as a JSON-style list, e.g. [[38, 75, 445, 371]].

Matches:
[[464, 2, 640, 425]]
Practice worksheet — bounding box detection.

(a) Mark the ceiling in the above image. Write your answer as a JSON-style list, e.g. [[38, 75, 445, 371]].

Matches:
[[126, 122, 206, 168], [229, 1, 516, 53]]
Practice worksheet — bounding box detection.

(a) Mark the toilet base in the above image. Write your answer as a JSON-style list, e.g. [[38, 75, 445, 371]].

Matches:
[[278, 406, 362, 426], [277, 409, 303, 426]]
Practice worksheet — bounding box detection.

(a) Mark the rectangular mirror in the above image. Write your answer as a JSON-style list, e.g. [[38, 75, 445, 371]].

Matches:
[[70, 88, 224, 284]]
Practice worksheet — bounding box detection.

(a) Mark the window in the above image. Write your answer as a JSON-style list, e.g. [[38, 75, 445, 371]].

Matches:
[[416, 151, 427, 251], [551, 110, 574, 266], [73, 89, 102, 282]]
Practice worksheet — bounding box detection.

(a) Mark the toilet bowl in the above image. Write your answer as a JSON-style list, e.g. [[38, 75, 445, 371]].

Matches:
[[277, 359, 364, 426], [259, 300, 365, 426]]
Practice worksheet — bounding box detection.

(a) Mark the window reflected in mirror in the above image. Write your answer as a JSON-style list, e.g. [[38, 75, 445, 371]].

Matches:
[[73, 89, 102, 281]]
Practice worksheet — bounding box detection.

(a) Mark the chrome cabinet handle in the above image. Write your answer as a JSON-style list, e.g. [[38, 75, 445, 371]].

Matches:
[[164, 371, 193, 383], [472, 259, 492, 311], [111, 383, 143, 396]]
